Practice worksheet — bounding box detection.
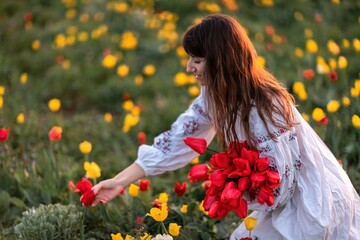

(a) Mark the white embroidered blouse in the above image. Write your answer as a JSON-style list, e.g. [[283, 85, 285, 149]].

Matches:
[[135, 87, 360, 240]]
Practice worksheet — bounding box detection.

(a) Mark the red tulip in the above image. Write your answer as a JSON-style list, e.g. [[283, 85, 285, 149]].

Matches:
[[209, 152, 231, 169], [220, 182, 241, 208], [203, 194, 219, 211], [229, 158, 252, 178], [235, 198, 248, 219], [250, 172, 266, 189], [227, 141, 248, 158], [75, 178, 93, 194], [136, 217, 143, 225], [319, 117, 329, 125], [266, 171, 281, 188], [303, 69, 315, 80], [48, 126, 62, 141], [257, 186, 274, 206], [23, 12, 33, 22], [139, 179, 150, 191], [265, 25, 275, 36], [254, 158, 269, 173], [0, 128, 10, 142], [208, 201, 230, 219], [137, 131, 146, 145], [174, 182, 187, 196], [329, 70, 338, 82], [184, 137, 207, 154], [81, 189, 96, 206], [187, 163, 209, 182], [209, 170, 227, 187], [237, 177, 251, 192]]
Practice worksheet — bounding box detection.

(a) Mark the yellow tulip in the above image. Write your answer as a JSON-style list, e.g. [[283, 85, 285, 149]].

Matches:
[[326, 100, 340, 113], [102, 54, 117, 69], [301, 113, 310, 122], [306, 39, 318, 54], [54, 34, 66, 48], [104, 112, 113, 123], [20, 72, 28, 84], [78, 31, 89, 42], [355, 79, 360, 91], [134, 75, 144, 85], [312, 108, 326, 122], [199, 201, 208, 215], [122, 100, 134, 111], [48, 98, 61, 112], [342, 97, 351, 107], [17, 113, 25, 124], [173, 72, 188, 86], [128, 183, 140, 197], [120, 31, 138, 50], [256, 56, 266, 68], [111, 233, 133, 240], [294, 47, 304, 58], [180, 204, 188, 213], [353, 38, 360, 52], [140, 233, 152, 240], [84, 161, 101, 179], [79, 141, 92, 154], [168, 223, 181, 237], [342, 39, 350, 48], [117, 64, 130, 77], [176, 46, 187, 58], [143, 64, 156, 76], [0, 96, 3, 109], [338, 56, 348, 69], [350, 87, 359, 97], [190, 157, 199, 165], [244, 217, 257, 231], [0, 85, 4, 95], [146, 203, 168, 222], [327, 40, 340, 55], [352, 115, 360, 129], [157, 193, 169, 204], [188, 86, 200, 97], [31, 39, 40, 50], [111, 233, 124, 240]]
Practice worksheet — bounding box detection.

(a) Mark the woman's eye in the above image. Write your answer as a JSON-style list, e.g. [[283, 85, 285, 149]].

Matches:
[[194, 61, 201, 64]]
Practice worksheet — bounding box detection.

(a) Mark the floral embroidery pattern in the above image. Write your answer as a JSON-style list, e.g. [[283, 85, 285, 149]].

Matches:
[[257, 128, 287, 144], [153, 129, 173, 154], [183, 119, 200, 136], [294, 157, 302, 171], [284, 165, 291, 179], [192, 103, 210, 121]]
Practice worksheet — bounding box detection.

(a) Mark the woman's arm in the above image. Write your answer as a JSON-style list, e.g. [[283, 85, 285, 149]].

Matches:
[[91, 163, 145, 206]]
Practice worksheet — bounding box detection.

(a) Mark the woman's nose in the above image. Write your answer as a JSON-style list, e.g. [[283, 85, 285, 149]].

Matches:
[[186, 63, 195, 73]]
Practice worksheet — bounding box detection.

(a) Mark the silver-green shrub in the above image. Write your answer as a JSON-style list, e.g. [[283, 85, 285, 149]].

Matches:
[[14, 203, 83, 240]]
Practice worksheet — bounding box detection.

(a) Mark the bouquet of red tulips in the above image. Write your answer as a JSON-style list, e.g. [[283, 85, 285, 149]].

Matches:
[[184, 137, 280, 219]]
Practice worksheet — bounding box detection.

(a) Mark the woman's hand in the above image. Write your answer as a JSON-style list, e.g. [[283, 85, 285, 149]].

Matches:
[[90, 163, 146, 207], [91, 178, 124, 206]]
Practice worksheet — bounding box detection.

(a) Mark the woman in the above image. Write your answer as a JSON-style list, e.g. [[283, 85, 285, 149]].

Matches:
[[92, 14, 360, 239]]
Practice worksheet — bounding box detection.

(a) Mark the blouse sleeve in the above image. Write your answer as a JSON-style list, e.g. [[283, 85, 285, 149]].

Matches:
[[135, 88, 216, 176], [246, 107, 302, 212]]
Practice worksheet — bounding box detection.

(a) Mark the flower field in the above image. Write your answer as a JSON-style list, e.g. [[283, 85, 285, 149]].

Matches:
[[0, 0, 359, 239]]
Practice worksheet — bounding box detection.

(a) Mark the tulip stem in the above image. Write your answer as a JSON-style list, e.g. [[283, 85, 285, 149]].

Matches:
[[161, 221, 169, 235], [206, 147, 217, 153]]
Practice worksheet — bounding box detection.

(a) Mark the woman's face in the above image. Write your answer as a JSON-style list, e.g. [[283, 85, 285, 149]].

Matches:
[[186, 56, 206, 85]]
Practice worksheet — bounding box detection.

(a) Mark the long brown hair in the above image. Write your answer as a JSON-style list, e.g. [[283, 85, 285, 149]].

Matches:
[[183, 14, 296, 150]]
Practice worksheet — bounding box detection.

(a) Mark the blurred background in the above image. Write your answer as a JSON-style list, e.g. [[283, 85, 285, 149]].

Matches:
[[0, 0, 359, 239]]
